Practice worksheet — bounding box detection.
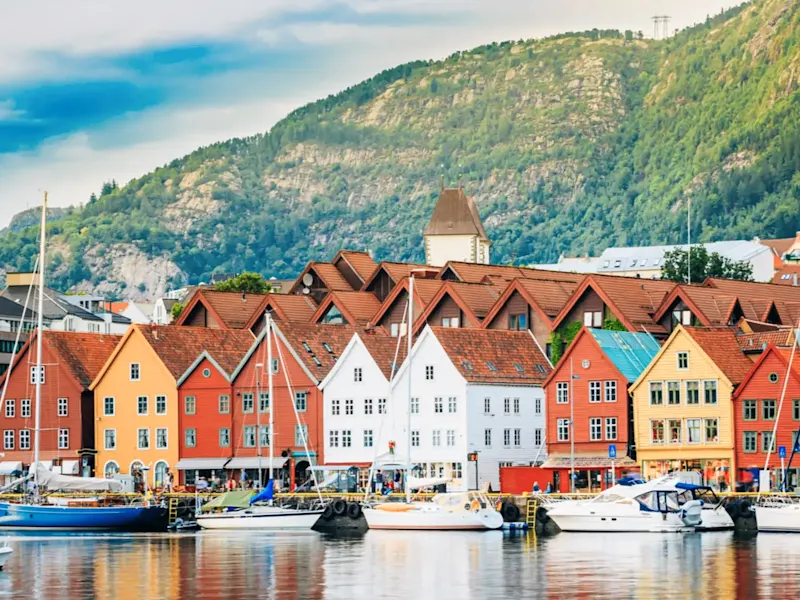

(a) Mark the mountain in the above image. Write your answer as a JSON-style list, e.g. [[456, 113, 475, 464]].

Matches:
[[2, 0, 800, 301]]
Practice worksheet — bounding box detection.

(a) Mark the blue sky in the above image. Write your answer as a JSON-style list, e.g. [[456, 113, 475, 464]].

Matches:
[[0, 0, 734, 225]]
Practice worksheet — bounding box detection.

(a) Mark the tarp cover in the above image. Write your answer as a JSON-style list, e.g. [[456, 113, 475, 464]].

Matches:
[[36, 464, 123, 492], [408, 476, 450, 490], [201, 491, 254, 512]]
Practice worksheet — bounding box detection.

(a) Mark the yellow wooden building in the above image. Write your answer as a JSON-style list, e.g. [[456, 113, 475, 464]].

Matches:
[[630, 325, 753, 491]]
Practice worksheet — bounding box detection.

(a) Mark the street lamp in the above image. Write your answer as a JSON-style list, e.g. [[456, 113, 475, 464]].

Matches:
[[570, 357, 580, 494]]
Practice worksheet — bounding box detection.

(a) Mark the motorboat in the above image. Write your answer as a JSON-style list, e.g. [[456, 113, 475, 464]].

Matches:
[[755, 496, 800, 532], [0, 541, 11, 570], [362, 491, 503, 531], [658, 475, 735, 530], [544, 478, 704, 532]]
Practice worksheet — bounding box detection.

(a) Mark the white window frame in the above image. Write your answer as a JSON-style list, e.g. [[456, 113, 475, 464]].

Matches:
[[677, 351, 689, 370], [104, 428, 116, 450], [556, 382, 569, 404], [446, 430, 455, 446], [605, 417, 617, 441], [19, 429, 30, 450], [432, 430, 441, 447], [364, 429, 373, 448], [332, 399, 340, 416], [184, 395, 196, 415], [295, 424, 308, 446], [345, 398, 354, 416], [425, 365, 434, 380], [20, 398, 30, 418], [4, 399, 14, 418], [604, 381, 617, 403], [378, 398, 387, 414], [129, 363, 140, 381], [57, 397, 68, 417], [513, 398, 520, 414], [329, 430, 339, 448], [364, 398, 373, 415], [30, 366, 45, 385], [58, 428, 69, 450], [513, 428, 521, 447], [185, 428, 197, 448], [686, 418, 701, 444], [484, 428, 492, 447], [589, 417, 602, 441], [137, 396, 148, 416], [242, 392, 254, 414], [137, 428, 150, 450], [503, 398, 511, 414], [3, 429, 13, 450], [103, 397, 115, 417], [503, 428, 511, 447], [295, 391, 308, 412], [449, 397, 458, 414], [156, 395, 167, 415], [557, 419, 569, 442], [354, 367, 362, 383], [411, 430, 419, 447], [434, 397, 443, 414], [589, 381, 601, 403], [156, 427, 168, 449], [484, 397, 491, 414], [650, 419, 665, 444], [410, 397, 419, 414], [218, 394, 229, 415]]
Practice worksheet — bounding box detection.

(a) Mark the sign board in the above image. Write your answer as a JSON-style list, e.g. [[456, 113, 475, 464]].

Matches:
[[608, 444, 617, 459], [759, 469, 771, 493], [779, 446, 787, 459], [467, 452, 479, 462]]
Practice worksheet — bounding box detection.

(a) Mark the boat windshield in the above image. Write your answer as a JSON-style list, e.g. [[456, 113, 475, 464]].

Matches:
[[591, 493, 630, 503], [636, 490, 680, 513]]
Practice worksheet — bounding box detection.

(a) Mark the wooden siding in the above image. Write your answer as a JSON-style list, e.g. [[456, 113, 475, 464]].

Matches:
[[426, 295, 470, 328], [333, 259, 363, 291], [183, 304, 221, 329], [562, 288, 605, 329], [365, 270, 395, 303]]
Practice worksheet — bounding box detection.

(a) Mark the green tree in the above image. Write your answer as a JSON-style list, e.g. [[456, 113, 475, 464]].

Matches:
[[170, 302, 185, 320], [213, 272, 272, 294], [661, 247, 753, 283]]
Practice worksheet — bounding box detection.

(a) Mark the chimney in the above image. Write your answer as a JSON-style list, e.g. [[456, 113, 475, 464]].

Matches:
[[793, 273, 798, 287]]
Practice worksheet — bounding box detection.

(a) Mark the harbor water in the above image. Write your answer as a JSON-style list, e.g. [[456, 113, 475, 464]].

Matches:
[[0, 530, 799, 599]]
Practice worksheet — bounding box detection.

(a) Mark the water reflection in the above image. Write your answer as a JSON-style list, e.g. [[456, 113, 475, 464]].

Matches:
[[3, 530, 800, 599]]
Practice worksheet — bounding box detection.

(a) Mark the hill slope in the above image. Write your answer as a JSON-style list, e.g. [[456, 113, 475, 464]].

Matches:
[[2, 0, 800, 301]]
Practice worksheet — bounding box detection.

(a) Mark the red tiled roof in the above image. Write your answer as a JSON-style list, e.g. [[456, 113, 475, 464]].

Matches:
[[312, 291, 381, 326], [447, 281, 501, 319], [655, 285, 739, 326], [368, 277, 444, 329], [440, 262, 582, 284], [760, 237, 796, 259], [736, 329, 795, 353], [138, 325, 255, 379], [704, 277, 800, 303], [333, 250, 378, 284], [245, 294, 318, 329], [107, 302, 129, 314], [773, 265, 800, 285], [358, 330, 409, 380], [516, 278, 582, 318], [300, 262, 355, 293], [684, 327, 754, 384], [430, 327, 551, 385], [45, 331, 122, 389], [273, 322, 357, 382], [176, 289, 267, 329]]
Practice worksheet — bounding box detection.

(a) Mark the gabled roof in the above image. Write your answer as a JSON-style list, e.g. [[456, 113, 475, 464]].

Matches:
[[1, 285, 130, 323], [653, 285, 740, 327], [311, 291, 381, 326], [733, 345, 800, 398], [430, 327, 551, 385], [736, 329, 796, 354], [174, 288, 267, 329], [772, 265, 800, 285], [0, 294, 37, 321], [289, 262, 355, 295], [423, 187, 489, 240], [368, 276, 444, 328], [682, 327, 754, 385], [482, 277, 581, 329], [413, 281, 501, 334], [704, 277, 800, 303], [319, 330, 409, 388], [243, 294, 318, 330], [552, 275, 674, 334], [176, 348, 250, 386], [332, 250, 378, 285], [1, 331, 122, 390], [760, 237, 796, 259], [438, 261, 582, 285], [360, 261, 432, 291]]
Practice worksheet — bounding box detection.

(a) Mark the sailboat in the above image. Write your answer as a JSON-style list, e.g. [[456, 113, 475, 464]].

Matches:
[[197, 311, 324, 530], [361, 274, 504, 531], [0, 193, 165, 530]]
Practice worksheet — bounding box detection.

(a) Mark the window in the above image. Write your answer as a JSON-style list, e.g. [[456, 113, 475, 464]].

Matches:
[[514, 429, 521, 447], [762, 431, 776, 453], [535, 398, 542, 415], [667, 381, 681, 405], [512, 397, 520, 414], [605, 418, 617, 440], [503, 428, 511, 447], [763, 399, 777, 421], [447, 430, 455, 446], [331, 399, 341, 416], [219, 428, 230, 447], [685, 381, 700, 406], [686, 418, 701, 444], [243, 426, 255, 448], [21, 398, 30, 418], [364, 429, 373, 447], [504, 397, 511, 414], [411, 430, 420, 447], [295, 392, 308, 412], [425, 366, 434, 380], [30, 366, 45, 384], [677, 352, 689, 370], [345, 399, 354, 416], [704, 418, 719, 443], [509, 313, 527, 330], [649, 382, 663, 405], [329, 430, 339, 447], [484, 398, 491, 414], [556, 382, 569, 404], [259, 392, 270, 413], [184, 396, 196, 415], [651, 419, 665, 444], [743, 399, 757, 420], [4, 399, 14, 418], [535, 428, 543, 445], [668, 419, 682, 444], [434, 397, 443, 413], [604, 381, 617, 403], [138, 428, 150, 450], [441, 317, 459, 328], [3, 430, 13, 450], [260, 425, 270, 447], [104, 429, 116, 450], [432, 430, 441, 447], [410, 397, 418, 414], [794, 399, 800, 421], [156, 428, 168, 449], [156, 395, 167, 415], [103, 397, 114, 416], [295, 424, 308, 446], [137, 396, 148, 415], [378, 398, 387, 414], [672, 309, 692, 326], [589, 381, 601, 403], [218, 394, 230, 414], [19, 430, 30, 450], [557, 419, 569, 442], [57, 398, 68, 417], [704, 381, 718, 405], [364, 398, 373, 415], [354, 368, 362, 382], [584, 311, 602, 328], [130, 363, 140, 381], [390, 323, 399, 337], [270, 358, 279, 374], [449, 397, 458, 413], [484, 428, 492, 447], [590, 418, 602, 441], [743, 431, 757, 453], [242, 393, 254, 414]]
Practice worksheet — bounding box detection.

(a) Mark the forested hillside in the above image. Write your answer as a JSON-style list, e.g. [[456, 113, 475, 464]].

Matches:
[[2, 0, 799, 301]]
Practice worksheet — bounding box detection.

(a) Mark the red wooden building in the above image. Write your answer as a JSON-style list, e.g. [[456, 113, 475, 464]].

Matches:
[[541, 327, 660, 492], [0, 331, 120, 480], [732, 344, 800, 490]]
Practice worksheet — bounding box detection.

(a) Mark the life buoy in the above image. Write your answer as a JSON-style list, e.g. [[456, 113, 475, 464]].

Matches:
[[470, 499, 481, 512]]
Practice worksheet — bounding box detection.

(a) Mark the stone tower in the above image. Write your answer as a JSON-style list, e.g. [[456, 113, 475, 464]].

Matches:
[[423, 183, 491, 267]]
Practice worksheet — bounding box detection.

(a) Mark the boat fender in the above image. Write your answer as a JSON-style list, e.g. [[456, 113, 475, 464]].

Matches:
[[347, 502, 362, 519], [322, 504, 335, 521], [739, 500, 752, 514], [332, 499, 348, 517], [725, 501, 741, 519], [501, 502, 521, 523], [535, 506, 549, 524]]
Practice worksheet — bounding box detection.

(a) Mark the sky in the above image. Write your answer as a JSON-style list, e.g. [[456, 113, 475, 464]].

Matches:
[[0, 0, 736, 226]]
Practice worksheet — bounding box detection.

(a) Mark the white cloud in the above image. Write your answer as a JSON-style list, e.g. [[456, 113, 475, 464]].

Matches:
[[0, 100, 25, 121]]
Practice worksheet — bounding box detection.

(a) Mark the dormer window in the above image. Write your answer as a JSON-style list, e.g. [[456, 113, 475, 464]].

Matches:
[[323, 306, 345, 325], [672, 309, 692, 326]]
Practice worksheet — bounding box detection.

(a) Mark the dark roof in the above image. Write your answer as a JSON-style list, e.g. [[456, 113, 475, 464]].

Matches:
[[423, 187, 489, 240], [0, 294, 37, 320], [1, 285, 131, 324]]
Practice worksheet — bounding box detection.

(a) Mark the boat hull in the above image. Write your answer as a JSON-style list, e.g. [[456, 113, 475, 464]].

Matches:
[[755, 504, 800, 532], [546, 504, 694, 533], [363, 506, 503, 531], [197, 508, 324, 530], [0, 502, 166, 531], [696, 507, 735, 531]]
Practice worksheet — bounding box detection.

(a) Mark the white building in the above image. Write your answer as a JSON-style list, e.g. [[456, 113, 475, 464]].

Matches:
[[423, 185, 490, 267]]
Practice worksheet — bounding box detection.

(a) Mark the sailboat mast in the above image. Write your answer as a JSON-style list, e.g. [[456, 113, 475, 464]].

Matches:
[[266, 311, 274, 493], [406, 275, 413, 504], [33, 192, 47, 489]]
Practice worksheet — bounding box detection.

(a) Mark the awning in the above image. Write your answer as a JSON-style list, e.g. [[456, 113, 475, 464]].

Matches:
[[27, 461, 53, 473], [542, 454, 638, 469], [0, 461, 23, 475], [226, 457, 288, 470], [175, 458, 230, 471]]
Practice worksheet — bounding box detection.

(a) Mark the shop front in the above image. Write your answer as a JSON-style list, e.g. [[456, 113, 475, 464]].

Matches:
[[542, 454, 639, 493], [641, 457, 733, 491]]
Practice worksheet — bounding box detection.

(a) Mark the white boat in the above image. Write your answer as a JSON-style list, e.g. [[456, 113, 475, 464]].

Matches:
[[362, 491, 503, 531], [755, 496, 800, 532], [545, 478, 704, 533], [659, 475, 735, 530], [0, 541, 11, 570], [198, 312, 324, 531]]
